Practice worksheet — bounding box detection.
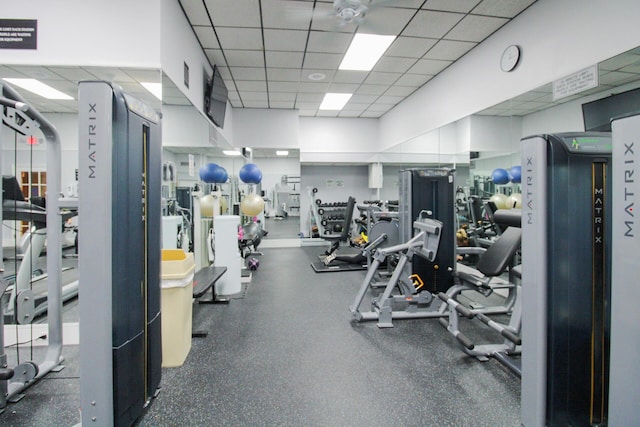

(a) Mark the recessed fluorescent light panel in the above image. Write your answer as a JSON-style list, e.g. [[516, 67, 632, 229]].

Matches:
[[141, 82, 162, 100], [339, 33, 396, 71], [3, 78, 73, 100], [319, 93, 352, 110], [276, 150, 289, 156], [223, 150, 242, 156]]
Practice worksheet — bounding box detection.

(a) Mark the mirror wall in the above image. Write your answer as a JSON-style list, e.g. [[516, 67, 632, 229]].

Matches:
[[160, 74, 302, 241]]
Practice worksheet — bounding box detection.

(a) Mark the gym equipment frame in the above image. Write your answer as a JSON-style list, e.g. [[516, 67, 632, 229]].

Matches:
[[0, 82, 66, 413], [78, 81, 162, 427]]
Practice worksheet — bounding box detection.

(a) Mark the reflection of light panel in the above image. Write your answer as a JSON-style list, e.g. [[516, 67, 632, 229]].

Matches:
[[319, 93, 352, 110], [276, 150, 289, 156], [339, 33, 396, 71], [3, 78, 73, 100], [223, 150, 242, 156], [141, 82, 162, 100]]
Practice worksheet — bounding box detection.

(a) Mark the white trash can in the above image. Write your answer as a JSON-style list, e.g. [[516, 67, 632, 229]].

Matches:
[[161, 249, 195, 367]]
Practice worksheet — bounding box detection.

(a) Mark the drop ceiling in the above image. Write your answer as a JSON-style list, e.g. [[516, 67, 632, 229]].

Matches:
[[180, 0, 539, 118]]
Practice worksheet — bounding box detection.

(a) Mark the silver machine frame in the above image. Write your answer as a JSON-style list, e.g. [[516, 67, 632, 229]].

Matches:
[[0, 82, 65, 412], [609, 113, 640, 426]]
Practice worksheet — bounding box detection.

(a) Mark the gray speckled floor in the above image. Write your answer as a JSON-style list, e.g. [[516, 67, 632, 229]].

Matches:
[[1, 245, 521, 426]]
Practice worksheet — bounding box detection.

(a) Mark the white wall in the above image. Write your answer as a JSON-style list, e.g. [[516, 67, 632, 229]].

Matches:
[[379, 0, 640, 152], [2, 0, 160, 68], [469, 115, 523, 154], [232, 109, 299, 149], [299, 117, 379, 163], [162, 105, 216, 149]]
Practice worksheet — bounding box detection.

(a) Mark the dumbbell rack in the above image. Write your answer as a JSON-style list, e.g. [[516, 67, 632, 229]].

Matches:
[[308, 187, 349, 236]]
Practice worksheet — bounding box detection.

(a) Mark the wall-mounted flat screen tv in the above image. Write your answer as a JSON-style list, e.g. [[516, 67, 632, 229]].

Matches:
[[204, 65, 228, 128], [582, 86, 640, 132]]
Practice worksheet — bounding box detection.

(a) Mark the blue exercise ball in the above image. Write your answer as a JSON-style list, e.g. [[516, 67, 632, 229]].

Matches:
[[491, 168, 510, 185], [239, 163, 262, 184], [510, 165, 522, 183], [199, 163, 220, 183], [218, 167, 229, 183]]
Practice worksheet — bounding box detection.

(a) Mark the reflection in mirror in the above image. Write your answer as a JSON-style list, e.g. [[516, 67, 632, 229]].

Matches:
[[468, 46, 640, 200], [160, 73, 302, 250]]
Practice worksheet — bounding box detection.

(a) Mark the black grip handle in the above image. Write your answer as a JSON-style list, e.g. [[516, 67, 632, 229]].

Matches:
[[437, 292, 449, 302], [438, 317, 449, 329], [501, 329, 522, 345], [455, 303, 474, 319], [456, 332, 475, 350], [0, 368, 14, 380]]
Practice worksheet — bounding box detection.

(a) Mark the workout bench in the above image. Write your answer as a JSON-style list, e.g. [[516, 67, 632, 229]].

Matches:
[[192, 265, 227, 338]]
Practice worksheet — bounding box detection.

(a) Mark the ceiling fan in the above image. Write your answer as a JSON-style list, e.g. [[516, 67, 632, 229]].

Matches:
[[332, 0, 371, 25], [287, 0, 390, 30]]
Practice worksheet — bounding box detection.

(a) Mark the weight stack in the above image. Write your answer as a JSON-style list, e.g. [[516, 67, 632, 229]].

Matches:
[[398, 168, 456, 293]]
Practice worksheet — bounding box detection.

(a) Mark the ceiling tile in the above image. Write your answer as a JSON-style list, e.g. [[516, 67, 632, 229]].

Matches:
[[298, 109, 318, 117], [316, 110, 340, 117], [268, 68, 303, 82], [216, 66, 232, 81], [204, 0, 261, 27], [338, 111, 363, 118], [303, 53, 343, 70], [301, 69, 336, 82], [380, 0, 424, 8], [423, 0, 482, 13], [306, 31, 353, 54], [327, 83, 360, 93], [205, 49, 227, 67], [264, 29, 308, 51], [227, 91, 241, 101], [356, 84, 388, 96], [386, 36, 437, 58], [472, 0, 537, 18], [262, 0, 314, 30], [268, 81, 300, 92], [123, 69, 162, 82], [235, 80, 267, 91], [240, 91, 268, 101], [384, 85, 418, 96], [599, 71, 640, 86], [49, 67, 98, 82], [269, 100, 295, 109], [446, 14, 508, 42], [364, 72, 401, 85], [266, 51, 304, 68], [230, 67, 266, 80], [225, 50, 265, 67], [361, 111, 384, 118], [349, 94, 379, 103], [296, 92, 325, 102], [8, 65, 66, 80], [367, 103, 393, 112], [299, 82, 330, 93], [394, 73, 433, 86], [407, 58, 452, 74], [295, 101, 321, 109], [403, 10, 465, 38], [600, 54, 640, 71], [424, 39, 477, 60], [377, 95, 404, 104], [373, 56, 417, 73], [83, 67, 136, 83], [244, 100, 270, 108], [357, 6, 417, 35], [332, 70, 368, 84], [216, 27, 263, 50], [269, 92, 297, 101], [229, 99, 243, 108], [343, 102, 370, 111], [193, 26, 219, 49], [179, 0, 211, 26]]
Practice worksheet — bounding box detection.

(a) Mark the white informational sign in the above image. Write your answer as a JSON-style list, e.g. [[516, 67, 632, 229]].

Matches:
[[552, 65, 598, 101], [188, 154, 195, 177], [335, 180, 344, 188], [326, 179, 334, 187]]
